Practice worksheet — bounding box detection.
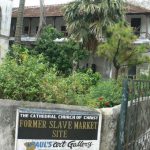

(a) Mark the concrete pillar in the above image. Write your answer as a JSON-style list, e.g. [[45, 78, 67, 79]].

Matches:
[[145, 14, 148, 38], [0, 0, 13, 60]]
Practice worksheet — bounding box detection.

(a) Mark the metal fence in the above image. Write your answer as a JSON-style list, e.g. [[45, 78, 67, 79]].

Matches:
[[117, 79, 150, 150]]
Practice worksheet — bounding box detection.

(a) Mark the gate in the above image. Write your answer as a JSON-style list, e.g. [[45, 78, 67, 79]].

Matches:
[[117, 79, 150, 150]]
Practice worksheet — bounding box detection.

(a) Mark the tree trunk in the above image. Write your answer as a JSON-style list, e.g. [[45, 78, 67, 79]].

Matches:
[[15, 0, 25, 44], [114, 67, 120, 80], [36, 0, 46, 38]]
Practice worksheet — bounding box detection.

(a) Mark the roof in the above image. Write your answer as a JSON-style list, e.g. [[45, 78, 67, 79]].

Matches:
[[125, 3, 150, 14], [12, 3, 150, 18], [12, 4, 63, 18]]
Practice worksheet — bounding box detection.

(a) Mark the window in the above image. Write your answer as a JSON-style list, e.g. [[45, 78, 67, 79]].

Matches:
[[61, 26, 68, 36], [24, 26, 29, 34], [128, 65, 136, 79], [131, 18, 141, 36], [61, 26, 66, 32]]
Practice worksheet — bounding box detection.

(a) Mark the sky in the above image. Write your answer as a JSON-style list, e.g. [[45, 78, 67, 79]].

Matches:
[[128, 0, 150, 9], [12, 0, 150, 9], [13, 0, 73, 7]]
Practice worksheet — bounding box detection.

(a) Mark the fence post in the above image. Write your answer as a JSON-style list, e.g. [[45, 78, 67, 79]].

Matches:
[[117, 79, 129, 150]]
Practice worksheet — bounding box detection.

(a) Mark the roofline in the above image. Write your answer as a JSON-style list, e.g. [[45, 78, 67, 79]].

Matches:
[[126, 12, 150, 15], [12, 12, 150, 18], [12, 16, 63, 18], [12, 3, 150, 17], [125, 3, 150, 15]]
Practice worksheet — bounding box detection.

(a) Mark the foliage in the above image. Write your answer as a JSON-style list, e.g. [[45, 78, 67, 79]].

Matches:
[[40, 69, 101, 105], [8, 44, 29, 62], [36, 25, 62, 40], [0, 45, 122, 108], [34, 25, 88, 75], [0, 45, 49, 101], [97, 22, 150, 79], [136, 70, 150, 80], [85, 79, 122, 108], [63, 0, 125, 52], [0, 45, 100, 104], [59, 78, 123, 108]]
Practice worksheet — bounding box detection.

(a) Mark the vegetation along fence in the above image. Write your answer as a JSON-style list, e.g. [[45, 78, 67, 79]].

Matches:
[[117, 79, 150, 150]]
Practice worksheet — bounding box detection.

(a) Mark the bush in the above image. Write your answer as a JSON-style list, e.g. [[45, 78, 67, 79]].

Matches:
[[0, 44, 121, 108], [85, 79, 122, 108], [40, 73, 122, 108], [0, 45, 51, 101], [34, 25, 88, 75], [0, 45, 100, 103], [40, 69, 101, 105]]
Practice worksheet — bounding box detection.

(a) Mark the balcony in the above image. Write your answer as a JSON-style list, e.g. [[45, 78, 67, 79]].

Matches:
[[134, 32, 150, 44], [9, 36, 37, 42]]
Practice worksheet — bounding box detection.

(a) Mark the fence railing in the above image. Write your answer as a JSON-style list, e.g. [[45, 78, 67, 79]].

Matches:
[[117, 79, 150, 150]]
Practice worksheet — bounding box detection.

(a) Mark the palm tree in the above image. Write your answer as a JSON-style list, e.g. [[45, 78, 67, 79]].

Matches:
[[15, 0, 25, 44], [64, 0, 125, 53]]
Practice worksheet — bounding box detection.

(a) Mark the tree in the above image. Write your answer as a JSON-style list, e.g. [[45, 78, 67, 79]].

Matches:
[[15, 0, 25, 44], [63, 0, 125, 53], [36, 0, 46, 38], [97, 22, 150, 80], [34, 25, 87, 75]]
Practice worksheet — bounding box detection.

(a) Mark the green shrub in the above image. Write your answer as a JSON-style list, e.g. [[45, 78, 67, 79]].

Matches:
[[0, 45, 100, 104], [85, 79, 122, 108], [0, 44, 121, 108], [0, 45, 50, 101], [34, 25, 88, 75], [40, 69, 101, 105]]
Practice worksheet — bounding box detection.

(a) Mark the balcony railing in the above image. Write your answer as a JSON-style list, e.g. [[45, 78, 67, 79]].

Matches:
[[137, 32, 150, 39]]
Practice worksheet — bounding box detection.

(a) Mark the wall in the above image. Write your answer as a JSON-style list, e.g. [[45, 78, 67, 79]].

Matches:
[[126, 14, 150, 37], [99, 106, 120, 150], [79, 55, 112, 78], [55, 17, 66, 31], [0, 99, 121, 150], [10, 16, 66, 38], [0, 0, 12, 59]]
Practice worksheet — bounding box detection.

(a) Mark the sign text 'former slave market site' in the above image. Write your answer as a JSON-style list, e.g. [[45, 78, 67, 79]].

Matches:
[[15, 108, 102, 150]]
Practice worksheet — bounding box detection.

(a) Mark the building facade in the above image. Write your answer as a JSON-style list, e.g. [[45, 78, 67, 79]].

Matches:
[[10, 3, 150, 78], [10, 5, 66, 42], [10, 4, 150, 41], [126, 4, 150, 41], [126, 4, 150, 77], [0, 0, 12, 60]]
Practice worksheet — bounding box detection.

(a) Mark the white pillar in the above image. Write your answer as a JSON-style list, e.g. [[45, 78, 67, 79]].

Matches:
[[0, 0, 13, 60]]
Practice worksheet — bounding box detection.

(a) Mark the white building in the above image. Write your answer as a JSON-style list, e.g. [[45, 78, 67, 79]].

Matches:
[[126, 3, 150, 42], [10, 3, 150, 42], [10, 3, 150, 78], [0, 0, 12, 60], [10, 5, 67, 43]]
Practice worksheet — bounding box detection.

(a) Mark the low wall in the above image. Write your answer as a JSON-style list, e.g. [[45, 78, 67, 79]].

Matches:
[[100, 106, 120, 150], [0, 99, 120, 150]]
